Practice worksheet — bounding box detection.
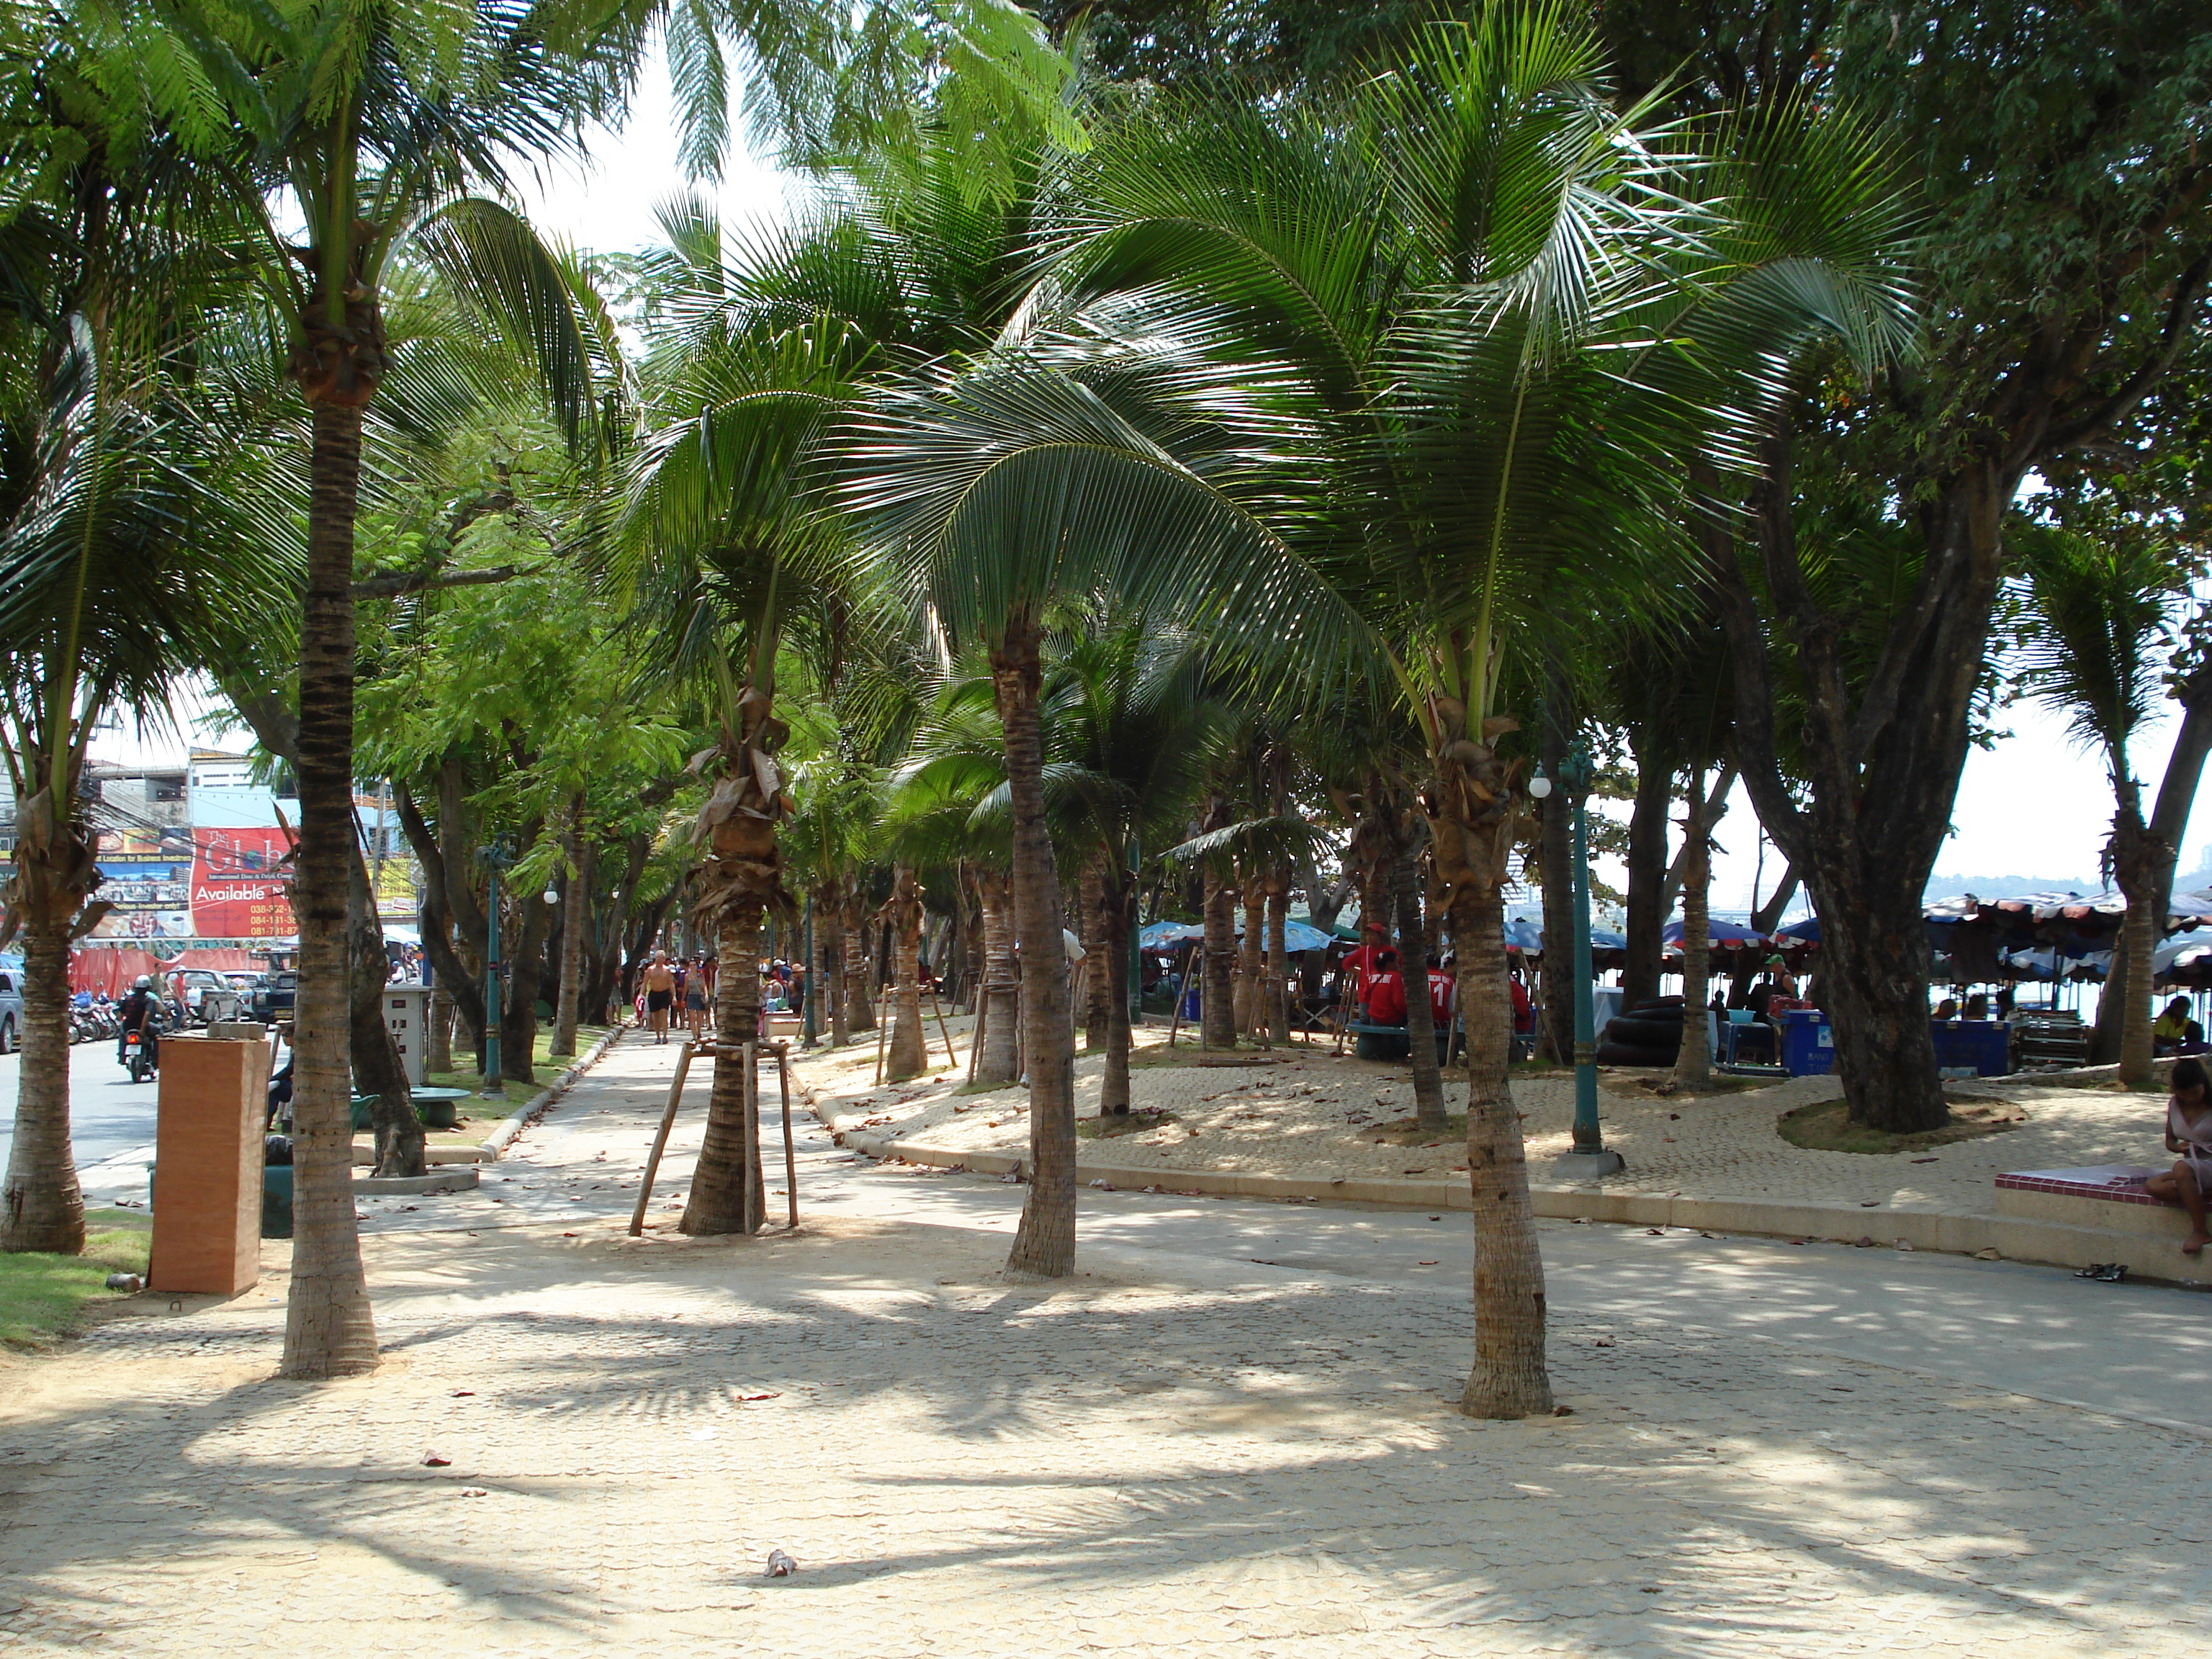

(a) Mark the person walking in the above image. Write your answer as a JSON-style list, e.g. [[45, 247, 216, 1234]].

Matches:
[[642, 952, 677, 1043], [685, 957, 709, 1038]]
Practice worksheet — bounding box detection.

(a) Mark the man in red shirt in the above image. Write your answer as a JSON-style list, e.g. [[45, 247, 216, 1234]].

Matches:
[[1339, 920, 1390, 1010], [1364, 949, 1408, 1025], [1426, 955, 1456, 1026]]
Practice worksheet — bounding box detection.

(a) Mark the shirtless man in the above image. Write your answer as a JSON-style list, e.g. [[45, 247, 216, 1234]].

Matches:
[[643, 952, 677, 1043]]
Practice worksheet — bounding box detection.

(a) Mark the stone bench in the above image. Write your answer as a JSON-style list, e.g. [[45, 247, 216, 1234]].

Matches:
[[1995, 1164, 2196, 1247]]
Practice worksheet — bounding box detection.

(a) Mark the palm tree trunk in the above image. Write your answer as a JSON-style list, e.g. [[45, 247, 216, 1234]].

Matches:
[[1622, 747, 1672, 1010], [682, 907, 765, 1234], [1079, 860, 1110, 1051], [1238, 885, 1264, 1038], [819, 903, 850, 1045], [975, 867, 1020, 1084], [843, 902, 876, 1033], [284, 398, 378, 1380], [1, 907, 84, 1253], [1101, 875, 1134, 1116], [886, 867, 928, 1082], [995, 624, 1076, 1277], [1452, 873, 1552, 1419], [1201, 863, 1237, 1049], [349, 842, 423, 1179], [2114, 788, 2161, 1090], [1398, 850, 1446, 1131], [1265, 876, 1290, 1046], [552, 830, 591, 1058], [1674, 773, 1714, 1088]]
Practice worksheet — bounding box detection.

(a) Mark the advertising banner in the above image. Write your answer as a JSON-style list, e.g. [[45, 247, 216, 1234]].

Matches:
[[189, 827, 295, 939]]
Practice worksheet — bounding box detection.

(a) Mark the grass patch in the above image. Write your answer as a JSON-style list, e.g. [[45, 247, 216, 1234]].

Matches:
[[1777, 1097, 2028, 1155], [423, 1024, 611, 1107], [1, 1208, 152, 1350], [1080, 1109, 1180, 1139]]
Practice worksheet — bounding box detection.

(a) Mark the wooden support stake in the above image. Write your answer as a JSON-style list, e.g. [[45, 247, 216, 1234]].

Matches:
[[742, 1040, 761, 1236], [926, 983, 958, 1070], [871, 1004, 890, 1087], [776, 1043, 799, 1230], [629, 1040, 696, 1236], [1166, 940, 1194, 1048], [967, 991, 988, 1083]]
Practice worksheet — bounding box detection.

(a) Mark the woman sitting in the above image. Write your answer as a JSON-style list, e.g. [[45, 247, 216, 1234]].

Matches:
[[2146, 1058, 2212, 1254], [1363, 950, 1408, 1025], [2153, 997, 2206, 1056]]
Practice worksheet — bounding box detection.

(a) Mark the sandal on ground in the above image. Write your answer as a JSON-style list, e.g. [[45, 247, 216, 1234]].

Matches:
[[2074, 1262, 2128, 1282]]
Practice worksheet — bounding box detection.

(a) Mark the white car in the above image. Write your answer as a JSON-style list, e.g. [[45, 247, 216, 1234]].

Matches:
[[176, 970, 243, 1025]]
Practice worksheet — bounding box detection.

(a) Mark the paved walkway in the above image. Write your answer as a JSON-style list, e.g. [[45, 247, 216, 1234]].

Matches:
[[1, 1035, 2206, 1656], [809, 1021, 2165, 1215]]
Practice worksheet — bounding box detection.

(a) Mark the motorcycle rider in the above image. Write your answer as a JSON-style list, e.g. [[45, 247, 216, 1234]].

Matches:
[[117, 975, 163, 1076]]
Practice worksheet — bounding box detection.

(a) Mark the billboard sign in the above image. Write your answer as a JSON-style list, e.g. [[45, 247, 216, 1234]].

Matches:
[[189, 827, 295, 939]]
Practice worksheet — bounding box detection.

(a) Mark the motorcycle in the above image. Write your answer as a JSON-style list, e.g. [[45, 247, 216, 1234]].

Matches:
[[122, 1015, 162, 1084]]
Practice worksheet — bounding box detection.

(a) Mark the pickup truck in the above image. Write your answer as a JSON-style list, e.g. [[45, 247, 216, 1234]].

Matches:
[[0, 956, 21, 1052], [246, 971, 297, 1023]]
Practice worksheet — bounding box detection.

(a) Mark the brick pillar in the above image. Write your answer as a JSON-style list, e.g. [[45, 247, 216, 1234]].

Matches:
[[149, 1032, 269, 1298]]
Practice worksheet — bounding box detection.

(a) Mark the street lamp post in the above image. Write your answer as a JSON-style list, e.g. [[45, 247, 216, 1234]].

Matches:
[[1532, 742, 1623, 1179], [481, 840, 513, 1099]]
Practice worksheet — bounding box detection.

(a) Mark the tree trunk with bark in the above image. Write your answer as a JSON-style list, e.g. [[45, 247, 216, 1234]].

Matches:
[[2110, 787, 2163, 1090], [1236, 884, 1264, 1039], [349, 842, 423, 1178], [1201, 866, 1237, 1048], [1397, 848, 1446, 1130], [426, 986, 453, 1073], [552, 812, 590, 1058], [501, 859, 553, 1090], [817, 901, 850, 1045], [1421, 696, 1551, 1420], [1265, 875, 1290, 1047], [1100, 873, 1135, 1116], [1673, 773, 1717, 1088], [1079, 860, 1111, 1051], [284, 395, 379, 1379], [1, 908, 85, 1253], [681, 682, 791, 1235], [995, 625, 1077, 1278], [885, 866, 928, 1082], [842, 899, 876, 1033], [1622, 745, 1672, 1010], [974, 866, 1020, 1084]]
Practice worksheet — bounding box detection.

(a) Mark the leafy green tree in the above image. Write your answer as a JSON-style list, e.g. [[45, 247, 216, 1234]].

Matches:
[[1602, 0, 2212, 1130]]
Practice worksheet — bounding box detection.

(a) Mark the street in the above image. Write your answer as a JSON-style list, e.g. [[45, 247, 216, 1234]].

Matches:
[[0, 1036, 162, 1183]]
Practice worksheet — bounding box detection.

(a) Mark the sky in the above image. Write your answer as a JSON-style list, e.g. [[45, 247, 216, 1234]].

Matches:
[[91, 45, 2198, 923]]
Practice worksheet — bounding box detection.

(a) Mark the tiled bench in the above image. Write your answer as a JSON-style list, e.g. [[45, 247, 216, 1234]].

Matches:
[[1995, 1164, 2195, 1246]]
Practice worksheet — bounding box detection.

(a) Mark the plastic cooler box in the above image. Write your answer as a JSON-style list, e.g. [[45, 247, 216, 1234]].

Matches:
[[1778, 1010, 1835, 1076]]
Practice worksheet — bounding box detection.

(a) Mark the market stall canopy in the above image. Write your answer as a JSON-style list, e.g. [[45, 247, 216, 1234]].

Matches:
[[1138, 917, 1336, 953], [1660, 919, 1770, 951]]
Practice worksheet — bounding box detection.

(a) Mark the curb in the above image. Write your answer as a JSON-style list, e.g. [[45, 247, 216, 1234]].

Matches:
[[482, 1025, 627, 1156], [836, 1125, 2212, 1286], [354, 1167, 480, 1195]]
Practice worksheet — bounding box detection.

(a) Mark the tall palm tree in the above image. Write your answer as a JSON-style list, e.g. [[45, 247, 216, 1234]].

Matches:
[[993, 6, 1916, 1409], [0, 78, 295, 1253], [2016, 526, 2191, 1089], [840, 349, 1364, 1279]]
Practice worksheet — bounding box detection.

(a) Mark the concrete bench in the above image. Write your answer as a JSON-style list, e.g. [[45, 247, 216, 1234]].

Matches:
[[1995, 1165, 2196, 1246]]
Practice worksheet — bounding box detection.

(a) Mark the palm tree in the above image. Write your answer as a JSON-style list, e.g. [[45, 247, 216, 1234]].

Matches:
[[1001, 5, 1916, 1408], [2016, 525, 2191, 1089], [0, 81, 295, 1253]]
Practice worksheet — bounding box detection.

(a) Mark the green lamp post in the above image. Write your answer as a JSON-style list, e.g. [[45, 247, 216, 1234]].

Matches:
[[1532, 740, 1623, 1178]]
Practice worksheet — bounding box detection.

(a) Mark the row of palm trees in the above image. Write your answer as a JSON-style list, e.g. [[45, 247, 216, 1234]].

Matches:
[[0, 2, 1923, 1413]]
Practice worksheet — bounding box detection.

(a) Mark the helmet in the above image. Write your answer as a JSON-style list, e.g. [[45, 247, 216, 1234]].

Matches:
[[134, 976, 153, 990]]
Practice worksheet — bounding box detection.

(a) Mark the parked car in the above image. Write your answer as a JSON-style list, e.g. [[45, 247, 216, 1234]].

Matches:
[[246, 971, 297, 1022], [176, 969, 243, 1025], [0, 956, 21, 1053]]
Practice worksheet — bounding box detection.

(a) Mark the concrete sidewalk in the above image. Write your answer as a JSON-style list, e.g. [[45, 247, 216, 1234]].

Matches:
[[801, 1022, 2208, 1282]]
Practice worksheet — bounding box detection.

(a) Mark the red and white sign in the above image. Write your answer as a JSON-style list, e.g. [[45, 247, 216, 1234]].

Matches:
[[189, 827, 295, 938]]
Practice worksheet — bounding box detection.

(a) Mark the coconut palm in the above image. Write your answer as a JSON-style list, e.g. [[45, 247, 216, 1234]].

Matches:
[[2015, 526, 2193, 1089], [0, 70, 295, 1253], [967, 5, 1915, 1408]]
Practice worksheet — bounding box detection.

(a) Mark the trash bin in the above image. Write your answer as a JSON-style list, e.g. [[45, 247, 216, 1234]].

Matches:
[[1930, 1020, 2009, 1077], [1778, 1010, 1835, 1076]]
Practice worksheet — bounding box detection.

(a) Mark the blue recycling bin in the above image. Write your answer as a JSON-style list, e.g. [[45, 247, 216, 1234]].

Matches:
[[1779, 1009, 1835, 1076]]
